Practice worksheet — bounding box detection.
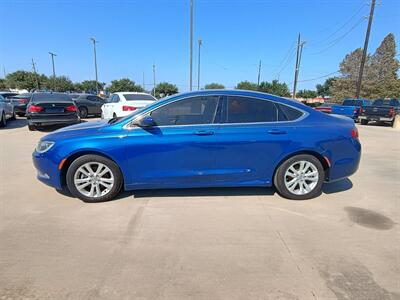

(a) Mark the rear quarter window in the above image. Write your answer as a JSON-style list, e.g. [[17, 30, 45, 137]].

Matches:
[[277, 104, 304, 121]]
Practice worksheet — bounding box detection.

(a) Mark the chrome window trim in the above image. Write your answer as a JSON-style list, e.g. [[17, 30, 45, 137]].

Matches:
[[123, 94, 308, 130]]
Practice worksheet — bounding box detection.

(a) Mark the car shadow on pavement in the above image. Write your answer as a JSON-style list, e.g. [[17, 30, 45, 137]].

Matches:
[[322, 178, 353, 194], [0, 118, 27, 130], [36, 120, 87, 132]]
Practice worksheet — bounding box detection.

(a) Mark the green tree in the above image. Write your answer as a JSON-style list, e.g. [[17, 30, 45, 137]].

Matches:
[[76, 80, 105, 93], [108, 78, 144, 93], [5, 71, 40, 90], [204, 83, 225, 89], [368, 33, 400, 98], [258, 80, 291, 97], [51, 76, 74, 92], [154, 82, 178, 99], [331, 48, 371, 101], [235, 81, 258, 91], [297, 89, 317, 99], [316, 77, 336, 97], [0, 79, 7, 90]]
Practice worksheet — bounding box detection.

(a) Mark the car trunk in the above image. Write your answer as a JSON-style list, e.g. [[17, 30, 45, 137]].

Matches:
[[31, 101, 77, 117]]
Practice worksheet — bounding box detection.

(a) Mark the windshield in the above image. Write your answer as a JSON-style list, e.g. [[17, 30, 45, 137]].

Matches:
[[32, 93, 72, 102], [372, 99, 399, 106], [124, 94, 156, 101]]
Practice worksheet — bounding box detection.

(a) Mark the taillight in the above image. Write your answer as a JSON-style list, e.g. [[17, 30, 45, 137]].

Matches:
[[19, 98, 29, 104], [354, 108, 359, 114], [122, 105, 137, 111], [28, 105, 43, 113], [389, 107, 395, 116], [351, 128, 359, 139], [65, 105, 77, 112]]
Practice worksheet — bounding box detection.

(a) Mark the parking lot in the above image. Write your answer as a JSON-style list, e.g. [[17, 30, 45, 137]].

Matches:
[[0, 118, 399, 300]]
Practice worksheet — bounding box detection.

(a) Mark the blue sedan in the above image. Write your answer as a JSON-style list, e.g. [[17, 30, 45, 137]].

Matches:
[[32, 90, 361, 202]]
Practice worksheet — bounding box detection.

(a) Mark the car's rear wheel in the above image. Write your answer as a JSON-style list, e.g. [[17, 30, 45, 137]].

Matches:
[[0, 112, 6, 127], [360, 119, 368, 125], [274, 154, 324, 200], [28, 124, 36, 131], [79, 106, 88, 118], [66, 155, 123, 203]]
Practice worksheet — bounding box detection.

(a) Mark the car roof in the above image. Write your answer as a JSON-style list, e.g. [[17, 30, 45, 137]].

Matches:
[[115, 92, 151, 95]]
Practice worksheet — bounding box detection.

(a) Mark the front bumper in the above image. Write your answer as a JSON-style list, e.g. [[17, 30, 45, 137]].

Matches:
[[32, 151, 63, 190]]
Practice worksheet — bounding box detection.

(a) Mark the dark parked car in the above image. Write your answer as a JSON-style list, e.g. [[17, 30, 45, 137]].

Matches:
[[8, 93, 32, 116], [359, 99, 400, 126], [32, 90, 361, 202], [71, 94, 105, 118], [26, 93, 80, 131]]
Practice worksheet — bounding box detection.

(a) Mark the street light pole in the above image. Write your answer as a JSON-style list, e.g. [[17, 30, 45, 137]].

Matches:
[[49, 52, 57, 91], [189, 0, 193, 91], [197, 38, 202, 90], [90, 37, 99, 94]]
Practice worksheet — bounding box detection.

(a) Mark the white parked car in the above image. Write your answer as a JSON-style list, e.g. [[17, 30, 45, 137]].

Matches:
[[0, 95, 16, 127], [101, 92, 156, 119]]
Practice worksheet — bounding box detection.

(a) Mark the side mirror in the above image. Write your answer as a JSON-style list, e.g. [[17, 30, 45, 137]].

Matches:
[[133, 115, 156, 128]]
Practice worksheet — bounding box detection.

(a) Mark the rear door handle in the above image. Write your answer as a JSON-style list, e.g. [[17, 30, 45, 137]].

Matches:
[[267, 129, 287, 135], [194, 130, 214, 136]]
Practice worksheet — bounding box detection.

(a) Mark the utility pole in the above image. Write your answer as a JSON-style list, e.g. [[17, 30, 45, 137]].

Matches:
[[292, 34, 305, 99], [197, 38, 202, 90], [257, 60, 262, 86], [31, 58, 39, 90], [49, 52, 57, 91], [142, 71, 145, 91], [189, 0, 193, 91], [90, 37, 99, 95], [152, 63, 156, 97], [3, 65, 6, 78], [356, 0, 376, 98]]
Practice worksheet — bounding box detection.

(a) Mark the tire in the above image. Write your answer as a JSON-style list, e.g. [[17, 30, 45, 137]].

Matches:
[[28, 124, 36, 131], [113, 113, 117, 118], [0, 112, 6, 127], [9, 110, 16, 120], [360, 119, 368, 125], [79, 106, 88, 118], [17, 113, 25, 117], [66, 154, 123, 203], [274, 154, 324, 200]]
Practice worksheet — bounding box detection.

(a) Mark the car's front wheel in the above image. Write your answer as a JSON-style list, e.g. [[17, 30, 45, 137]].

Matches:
[[360, 119, 368, 125], [274, 154, 324, 200], [66, 154, 123, 202], [79, 106, 88, 118]]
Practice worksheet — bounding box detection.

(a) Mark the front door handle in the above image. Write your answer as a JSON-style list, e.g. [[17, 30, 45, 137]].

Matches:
[[267, 129, 287, 135], [194, 130, 214, 136]]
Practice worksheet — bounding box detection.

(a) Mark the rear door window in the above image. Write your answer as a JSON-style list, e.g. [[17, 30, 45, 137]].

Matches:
[[224, 96, 278, 123]]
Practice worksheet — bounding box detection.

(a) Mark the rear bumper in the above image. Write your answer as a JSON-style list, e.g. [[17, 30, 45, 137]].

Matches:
[[359, 115, 393, 122], [28, 115, 80, 126]]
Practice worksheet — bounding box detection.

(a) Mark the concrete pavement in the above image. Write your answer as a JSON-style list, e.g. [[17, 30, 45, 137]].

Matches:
[[0, 119, 399, 299]]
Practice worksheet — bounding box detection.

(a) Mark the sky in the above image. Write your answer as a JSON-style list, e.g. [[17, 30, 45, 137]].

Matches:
[[0, 0, 399, 92]]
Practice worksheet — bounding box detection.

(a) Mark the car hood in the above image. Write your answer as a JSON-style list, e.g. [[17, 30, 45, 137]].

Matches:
[[43, 120, 111, 141]]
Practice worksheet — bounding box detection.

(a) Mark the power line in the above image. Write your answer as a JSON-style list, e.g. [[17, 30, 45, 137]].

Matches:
[[307, 17, 366, 56], [310, 2, 366, 46], [272, 40, 296, 79], [289, 70, 340, 85]]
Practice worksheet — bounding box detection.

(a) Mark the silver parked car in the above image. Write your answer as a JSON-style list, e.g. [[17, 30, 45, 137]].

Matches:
[[0, 95, 16, 127]]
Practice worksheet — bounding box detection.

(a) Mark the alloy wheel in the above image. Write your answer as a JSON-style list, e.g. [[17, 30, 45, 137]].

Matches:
[[73, 162, 114, 198], [284, 160, 319, 195]]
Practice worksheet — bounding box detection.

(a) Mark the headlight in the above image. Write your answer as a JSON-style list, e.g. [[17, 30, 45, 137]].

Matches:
[[36, 141, 55, 153]]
